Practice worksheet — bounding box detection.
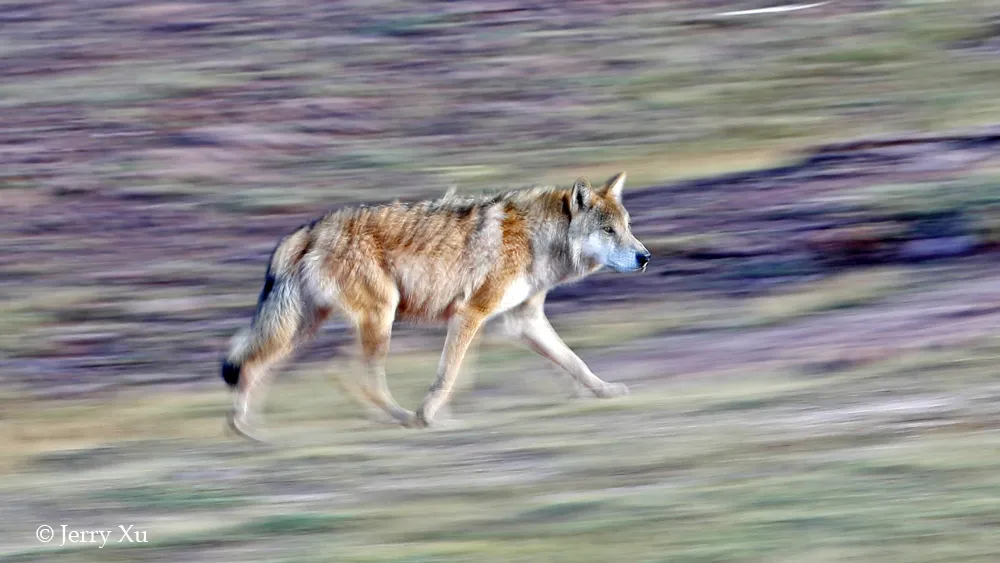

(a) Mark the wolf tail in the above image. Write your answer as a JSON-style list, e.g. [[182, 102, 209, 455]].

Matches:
[[221, 225, 312, 389]]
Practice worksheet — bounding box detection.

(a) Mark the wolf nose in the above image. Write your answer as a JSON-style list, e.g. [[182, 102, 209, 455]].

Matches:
[[636, 252, 650, 268]]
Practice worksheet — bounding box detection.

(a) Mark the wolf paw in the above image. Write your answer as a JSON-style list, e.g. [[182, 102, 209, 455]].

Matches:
[[593, 382, 629, 399], [364, 406, 415, 428], [404, 410, 431, 429], [226, 411, 267, 443], [365, 410, 404, 427], [405, 408, 463, 430]]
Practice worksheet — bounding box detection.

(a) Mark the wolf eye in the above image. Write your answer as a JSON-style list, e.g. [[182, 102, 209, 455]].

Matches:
[[603, 226, 615, 234]]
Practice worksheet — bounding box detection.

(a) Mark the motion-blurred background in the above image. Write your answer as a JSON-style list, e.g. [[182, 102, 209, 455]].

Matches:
[[3, 1, 1000, 561]]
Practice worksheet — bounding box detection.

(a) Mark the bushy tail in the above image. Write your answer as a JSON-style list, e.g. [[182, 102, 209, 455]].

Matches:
[[221, 357, 242, 388], [221, 226, 312, 389]]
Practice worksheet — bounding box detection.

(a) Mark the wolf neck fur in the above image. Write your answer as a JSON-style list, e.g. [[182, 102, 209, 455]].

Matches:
[[442, 186, 591, 281], [488, 186, 595, 290]]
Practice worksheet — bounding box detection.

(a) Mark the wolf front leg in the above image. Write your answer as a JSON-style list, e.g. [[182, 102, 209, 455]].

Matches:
[[412, 312, 486, 428], [504, 294, 628, 398]]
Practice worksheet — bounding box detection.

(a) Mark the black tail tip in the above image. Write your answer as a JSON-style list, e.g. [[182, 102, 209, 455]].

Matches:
[[221, 359, 241, 389]]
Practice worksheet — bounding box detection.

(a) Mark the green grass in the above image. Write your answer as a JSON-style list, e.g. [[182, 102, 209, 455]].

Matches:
[[748, 268, 910, 324], [2, 335, 999, 562], [851, 174, 1000, 217]]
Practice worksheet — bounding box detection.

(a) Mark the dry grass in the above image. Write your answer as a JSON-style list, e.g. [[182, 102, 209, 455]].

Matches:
[[2, 336, 999, 562]]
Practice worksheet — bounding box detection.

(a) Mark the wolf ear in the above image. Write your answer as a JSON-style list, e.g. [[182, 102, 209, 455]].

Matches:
[[599, 171, 626, 202], [570, 177, 592, 212]]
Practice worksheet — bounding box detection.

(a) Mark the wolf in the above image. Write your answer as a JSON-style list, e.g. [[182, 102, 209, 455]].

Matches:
[[221, 172, 649, 440]]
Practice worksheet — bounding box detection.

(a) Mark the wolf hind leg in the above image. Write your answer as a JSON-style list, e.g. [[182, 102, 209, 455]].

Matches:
[[228, 291, 330, 441], [332, 279, 412, 425], [350, 307, 413, 425], [228, 339, 295, 442]]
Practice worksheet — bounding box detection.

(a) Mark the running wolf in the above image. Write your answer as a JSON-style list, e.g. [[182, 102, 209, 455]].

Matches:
[[221, 172, 650, 439]]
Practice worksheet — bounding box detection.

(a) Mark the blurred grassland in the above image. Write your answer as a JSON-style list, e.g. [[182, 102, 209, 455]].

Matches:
[[2, 334, 999, 562], [3, 272, 1000, 562], [4, 1, 1000, 561], [3, 1, 1000, 207]]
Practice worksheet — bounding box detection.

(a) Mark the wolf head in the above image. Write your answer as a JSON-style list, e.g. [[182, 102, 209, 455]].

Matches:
[[567, 172, 650, 273]]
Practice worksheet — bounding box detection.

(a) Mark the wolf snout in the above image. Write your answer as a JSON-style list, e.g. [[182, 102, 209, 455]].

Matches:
[[636, 251, 650, 269]]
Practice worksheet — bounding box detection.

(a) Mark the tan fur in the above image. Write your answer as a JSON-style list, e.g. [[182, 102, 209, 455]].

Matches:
[[222, 172, 649, 438]]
